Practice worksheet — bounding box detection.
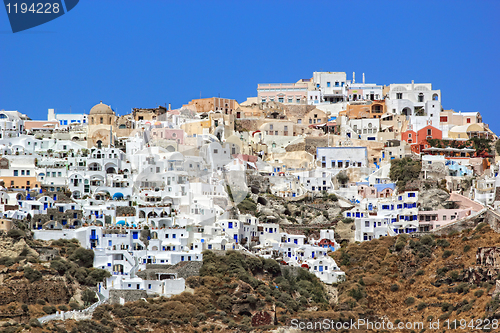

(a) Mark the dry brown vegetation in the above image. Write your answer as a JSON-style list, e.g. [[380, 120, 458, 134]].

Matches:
[[322, 222, 500, 332]]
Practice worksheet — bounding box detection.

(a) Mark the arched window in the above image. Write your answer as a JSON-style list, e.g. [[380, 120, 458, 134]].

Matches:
[[91, 117, 94, 124], [100, 117, 103, 124], [109, 117, 111, 123], [418, 93, 424, 103]]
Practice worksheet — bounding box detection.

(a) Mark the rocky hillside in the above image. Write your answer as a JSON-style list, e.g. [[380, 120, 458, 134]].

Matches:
[[319, 222, 500, 332], [20, 251, 331, 333], [0, 232, 109, 332]]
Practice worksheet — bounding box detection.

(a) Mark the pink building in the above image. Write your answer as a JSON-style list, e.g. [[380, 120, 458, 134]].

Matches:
[[357, 184, 394, 199], [151, 128, 184, 144], [418, 208, 472, 232], [257, 82, 308, 104]]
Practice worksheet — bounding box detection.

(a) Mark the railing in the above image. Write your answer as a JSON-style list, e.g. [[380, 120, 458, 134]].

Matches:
[[38, 291, 107, 324]]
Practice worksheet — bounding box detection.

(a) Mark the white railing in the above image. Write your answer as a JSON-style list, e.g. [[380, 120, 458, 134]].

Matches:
[[38, 291, 107, 324]]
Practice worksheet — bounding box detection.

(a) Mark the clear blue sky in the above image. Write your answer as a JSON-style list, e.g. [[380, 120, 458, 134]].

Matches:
[[1, 1, 499, 132]]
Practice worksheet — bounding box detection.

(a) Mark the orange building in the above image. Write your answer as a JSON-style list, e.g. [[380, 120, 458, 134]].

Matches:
[[342, 101, 385, 119], [401, 125, 442, 154]]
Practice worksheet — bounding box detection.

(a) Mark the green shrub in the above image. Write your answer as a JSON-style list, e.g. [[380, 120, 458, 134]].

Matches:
[[339, 250, 350, 266], [58, 305, 68, 312], [50, 259, 69, 275], [42, 305, 56, 314], [217, 295, 233, 312], [29, 319, 41, 328], [442, 250, 453, 259], [390, 284, 399, 292], [82, 289, 97, 306], [464, 245, 471, 253], [69, 302, 80, 310], [7, 229, 25, 239], [441, 302, 452, 312], [69, 248, 95, 268], [23, 266, 42, 283], [474, 290, 484, 297], [262, 259, 281, 276], [342, 218, 354, 224], [417, 302, 427, 311], [395, 242, 405, 251], [420, 235, 435, 246], [246, 257, 263, 273], [415, 270, 424, 276], [449, 271, 459, 281], [405, 297, 415, 306], [0, 257, 15, 267], [37, 299, 46, 306], [436, 239, 450, 248]]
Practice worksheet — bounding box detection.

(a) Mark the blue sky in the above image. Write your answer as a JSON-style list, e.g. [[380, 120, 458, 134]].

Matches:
[[1, 0, 499, 132]]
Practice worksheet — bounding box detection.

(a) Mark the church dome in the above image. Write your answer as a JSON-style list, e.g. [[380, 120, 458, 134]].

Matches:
[[90, 101, 114, 115]]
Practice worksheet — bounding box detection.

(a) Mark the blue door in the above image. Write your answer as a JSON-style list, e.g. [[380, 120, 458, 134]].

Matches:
[[233, 234, 238, 242]]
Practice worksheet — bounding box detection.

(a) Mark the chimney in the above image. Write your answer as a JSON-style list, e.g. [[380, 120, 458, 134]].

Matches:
[[363, 73, 365, 84], [411, 80, 414, 90], [168, 103, 171, 111], [353, 72, 355, 84], [48, 108, 55, 121]]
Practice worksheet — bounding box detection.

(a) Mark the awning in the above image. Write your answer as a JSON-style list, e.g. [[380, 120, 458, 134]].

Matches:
[[113, 193, 124, 199]]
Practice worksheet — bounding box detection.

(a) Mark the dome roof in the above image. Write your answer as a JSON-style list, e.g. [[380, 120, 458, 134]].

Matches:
[[90, 101, 114, 115]]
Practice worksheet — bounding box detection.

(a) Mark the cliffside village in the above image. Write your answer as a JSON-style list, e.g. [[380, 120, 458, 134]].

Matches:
[[0, 71, 498, 301]]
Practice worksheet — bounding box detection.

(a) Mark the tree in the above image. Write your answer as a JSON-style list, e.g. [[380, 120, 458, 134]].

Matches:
[[389, 157, 422, 191], [69, 248, 95, 268], [336, 171, 349, 185], [82, 289, 97, 306]]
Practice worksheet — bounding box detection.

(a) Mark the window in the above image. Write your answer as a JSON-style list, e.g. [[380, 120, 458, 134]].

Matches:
[[427, 129, 432, 136], [327, 82, 331, 87], [13, 170, 18, 176], [396, 93, 403, 99], [335, 81, 339, 87], [297, 119, 302, 124], [100, 117, 103, 124], [278, 97, 284, 103], [21, 170, 25, 175]]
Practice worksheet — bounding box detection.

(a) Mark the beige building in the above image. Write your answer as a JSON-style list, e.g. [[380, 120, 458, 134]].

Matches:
[[87, 102, 134, 147], [183, 97, 239, 115], [132, 106, 167, 122]]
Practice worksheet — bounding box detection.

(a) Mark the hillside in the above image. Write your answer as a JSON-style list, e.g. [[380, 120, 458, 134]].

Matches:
[[322, 222, 500, 332], [0, 231, 109, 332]]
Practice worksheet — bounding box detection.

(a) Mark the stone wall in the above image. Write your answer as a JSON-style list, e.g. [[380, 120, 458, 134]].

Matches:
[[144, 261, 203, 280], [108, 289, 148, 304], [116, 206, 136, 217], [33, 246, 60, 261]]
